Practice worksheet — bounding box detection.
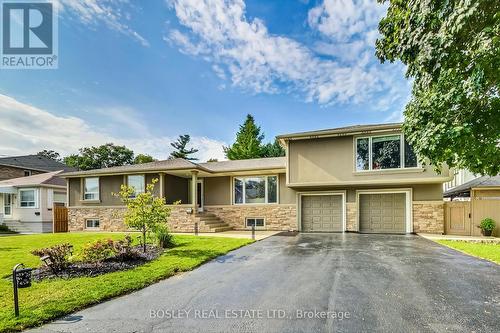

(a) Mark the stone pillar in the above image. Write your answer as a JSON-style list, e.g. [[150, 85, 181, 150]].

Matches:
[[191, 171, 198, 212]]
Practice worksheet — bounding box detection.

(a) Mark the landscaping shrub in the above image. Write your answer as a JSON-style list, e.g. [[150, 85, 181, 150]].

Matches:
[[154, 223, 174, 249], [81, 239, 116, 263], [113, 234, 142, 261], [0, 224, 10, 232], [31, 243, 73, 271], [480, 218, 496, 231]]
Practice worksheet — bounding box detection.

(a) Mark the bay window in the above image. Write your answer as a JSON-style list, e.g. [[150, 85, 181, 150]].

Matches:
[[84, 177, 99, 200], [233, 176, 278, 204], [356, 134, 418, 171]]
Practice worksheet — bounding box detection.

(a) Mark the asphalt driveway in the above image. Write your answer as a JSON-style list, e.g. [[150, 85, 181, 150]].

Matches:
[[31, 233, 500, 333]]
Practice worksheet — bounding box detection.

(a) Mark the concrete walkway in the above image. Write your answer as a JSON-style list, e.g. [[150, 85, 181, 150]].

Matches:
[[418, 233, 500, 243], [173, 230, 282, 241]]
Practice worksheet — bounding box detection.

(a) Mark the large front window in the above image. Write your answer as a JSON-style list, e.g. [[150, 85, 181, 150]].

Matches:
[[84, 177, 99, 200], [233, 176, 278, 204], [19, 189, 36, 207], [127, 175, 145, 196], [356, 135, 418, 171]]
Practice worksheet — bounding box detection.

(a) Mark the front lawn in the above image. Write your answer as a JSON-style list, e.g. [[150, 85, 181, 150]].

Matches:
[[0, 232, 253, 332], [437, 240, 500, 264]]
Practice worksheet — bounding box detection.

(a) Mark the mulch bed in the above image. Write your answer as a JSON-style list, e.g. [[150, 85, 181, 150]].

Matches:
[[33, 245, 163, 281]]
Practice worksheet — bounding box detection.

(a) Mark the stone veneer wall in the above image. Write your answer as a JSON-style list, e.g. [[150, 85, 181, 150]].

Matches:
[[69, 207, 127, 232], [205, 204, 297, 231], [412, 201, 444, 234], [69, 206, 206, 232], [346, 202, 357, 231]]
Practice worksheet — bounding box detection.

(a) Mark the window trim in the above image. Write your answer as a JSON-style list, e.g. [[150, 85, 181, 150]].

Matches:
[[18, 188, 38, 208], [85, 218, 100, 230], [232, 175, 279, 205], [355, 134, 420, 172], [83, 177, 100, 201], [245, 217, 266, 229], [127, 174, 146, 197]]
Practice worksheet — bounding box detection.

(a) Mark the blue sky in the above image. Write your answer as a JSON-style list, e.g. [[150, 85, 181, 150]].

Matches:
[[0, 0, 410, 161]]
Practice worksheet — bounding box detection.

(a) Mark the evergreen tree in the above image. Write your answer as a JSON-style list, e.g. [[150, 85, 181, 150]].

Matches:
[[169, 134, 199, 161], [261, 139, 285, 158], [224, 114, 264, 160]]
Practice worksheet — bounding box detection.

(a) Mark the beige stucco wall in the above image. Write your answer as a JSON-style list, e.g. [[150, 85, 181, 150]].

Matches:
[[279, 173, 296, 204], [68, 178, 80, 207], [204, 176, 231, 205], [288, 134, 450, 185], [164, 174, 189, 204]]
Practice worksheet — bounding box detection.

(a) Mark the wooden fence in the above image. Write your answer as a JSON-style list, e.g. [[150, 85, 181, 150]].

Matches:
[[53, 206, 68, 233]]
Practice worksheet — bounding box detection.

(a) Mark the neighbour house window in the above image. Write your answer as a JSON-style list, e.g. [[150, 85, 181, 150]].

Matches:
[[85, 219, 100, 229], [84, 177, 99, 200], [355, 135, 418, 171], [19, 189, 36, 207], [233, 176, 278, 204], [246, 218, 265, 228], [127, 175, 145, 197], [23, 170, 32, 177]]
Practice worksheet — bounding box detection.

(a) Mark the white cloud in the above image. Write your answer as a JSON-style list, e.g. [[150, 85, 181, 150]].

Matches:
[[54, 0, 149, 47], [0, 94, 226, 162], [165, 0, 401, 106]]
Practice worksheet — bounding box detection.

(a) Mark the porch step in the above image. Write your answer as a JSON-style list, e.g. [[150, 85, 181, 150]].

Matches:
[[196, 213, 233, 232], [2, 220, 32, 233]]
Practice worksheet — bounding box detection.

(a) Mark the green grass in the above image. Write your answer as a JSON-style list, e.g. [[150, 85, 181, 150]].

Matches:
[[0, 232, 253, 332], [437, 240, 500, 264]]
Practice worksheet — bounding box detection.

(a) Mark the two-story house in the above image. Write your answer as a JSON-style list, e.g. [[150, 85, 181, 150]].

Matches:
[[61, 123, 452, 234]]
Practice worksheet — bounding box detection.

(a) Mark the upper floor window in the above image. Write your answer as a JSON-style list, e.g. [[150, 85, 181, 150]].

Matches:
[[234, 175, 278, 204], [84, 177, 99, 200], [356, 134, 418, 171], [127, 175, 145, 196], [23, 170, 32, 177], [19, 189, 36, 207]]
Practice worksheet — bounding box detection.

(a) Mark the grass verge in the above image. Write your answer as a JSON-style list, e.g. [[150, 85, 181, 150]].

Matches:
[[0, 232, 253, 332], [436, 240, 500, 264]]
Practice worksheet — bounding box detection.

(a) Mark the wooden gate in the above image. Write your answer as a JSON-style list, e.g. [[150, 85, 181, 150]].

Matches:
[[53, 206, 69, 233], [444, 201, 471, 236]]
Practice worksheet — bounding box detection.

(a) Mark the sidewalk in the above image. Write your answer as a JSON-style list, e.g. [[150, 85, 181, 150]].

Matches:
[[172, 230, 281, 241], [418, 233, 500, 243]]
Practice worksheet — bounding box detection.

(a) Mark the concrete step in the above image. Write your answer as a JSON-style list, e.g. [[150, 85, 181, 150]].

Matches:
[[211, 226, 233, 232], [3, 221, 31, 233], [206, 223, 229, 229]]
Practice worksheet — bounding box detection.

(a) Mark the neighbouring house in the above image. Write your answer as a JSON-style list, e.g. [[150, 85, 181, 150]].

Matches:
[[443, 175, 500, 237], [61, 123, 453, 234], [443, 169, 478, 193], [0, 171, 67, 233], [0, 155, 75, 181]]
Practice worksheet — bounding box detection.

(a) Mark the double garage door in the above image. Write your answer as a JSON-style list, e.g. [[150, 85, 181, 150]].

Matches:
[[301, 193, 407, 233]]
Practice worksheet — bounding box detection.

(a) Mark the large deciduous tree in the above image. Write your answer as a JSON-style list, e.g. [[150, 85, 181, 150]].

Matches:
[[63, 143, 134, 170], [37, 150, 61, 161], [134, 154, 156, 164], [169, 134, 199, 161], [376, 0, 500, 175]]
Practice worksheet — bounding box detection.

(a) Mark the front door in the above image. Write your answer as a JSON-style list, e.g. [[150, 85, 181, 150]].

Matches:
[[3, 194, 12, 217], [197, 181, 203, 212]]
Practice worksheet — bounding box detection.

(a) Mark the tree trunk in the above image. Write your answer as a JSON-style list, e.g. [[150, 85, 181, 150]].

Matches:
[[142, 227, 146, 253]]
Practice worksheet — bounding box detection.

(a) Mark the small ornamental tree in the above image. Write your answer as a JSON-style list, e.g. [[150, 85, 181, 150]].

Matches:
[[115, 179, 170, 252]]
